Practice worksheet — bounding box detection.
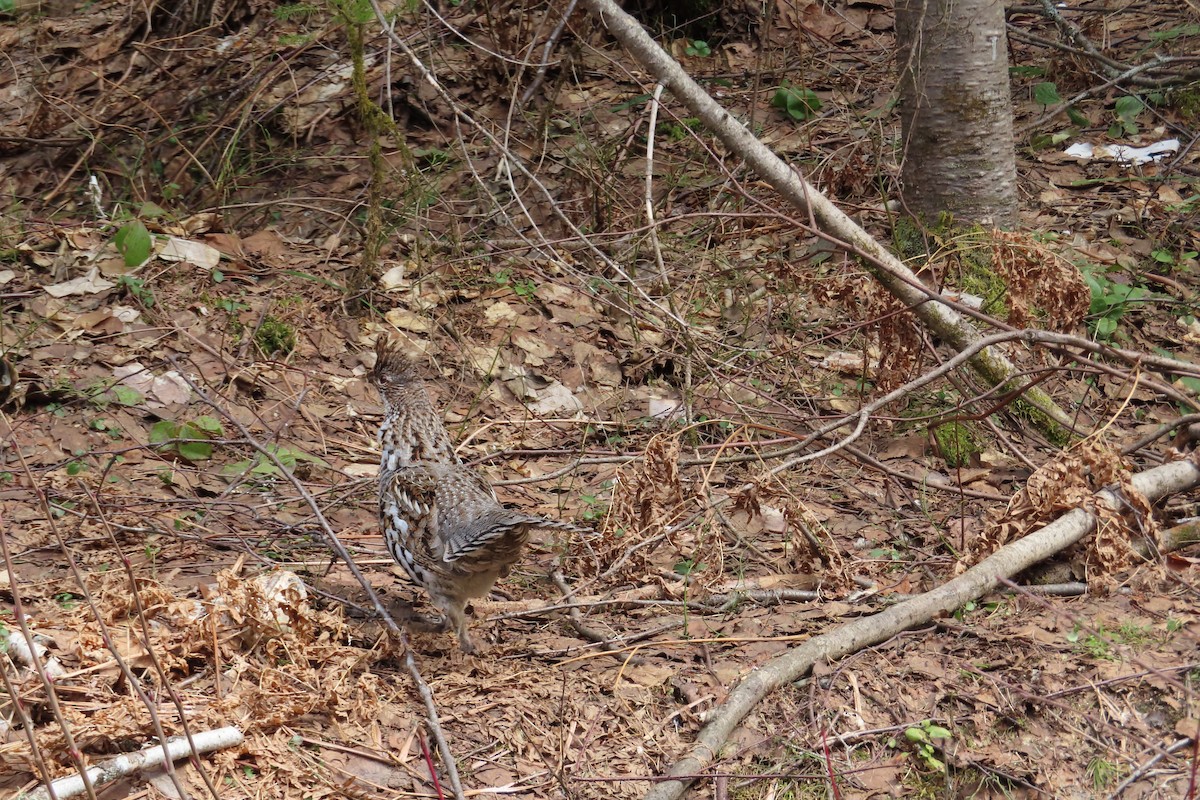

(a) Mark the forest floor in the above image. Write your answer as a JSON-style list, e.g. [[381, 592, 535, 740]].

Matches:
[[1, 0, 1199, 798]]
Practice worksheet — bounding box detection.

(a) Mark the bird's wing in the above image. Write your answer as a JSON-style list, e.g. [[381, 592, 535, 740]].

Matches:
[[516, 517, 594, 536], [383, 462, 583, 568], [442, 507, 532, 563], [379, 463, 443, 561], [430, 466, 526, 564]]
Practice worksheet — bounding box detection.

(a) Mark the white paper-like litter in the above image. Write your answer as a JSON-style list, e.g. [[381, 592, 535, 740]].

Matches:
[[526, 380, 583, 416], [379, 264, 407, 290], [648, 395, 684, 420], [112, 363, 192, 407], [1065, 139, 1179, 166], [44, 267, 116, 297], [112, 305, 141, 323], [158, 236, 221, 270]]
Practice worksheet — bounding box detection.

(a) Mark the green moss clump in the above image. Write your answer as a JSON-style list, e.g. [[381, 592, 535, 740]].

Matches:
[[1012, 397, 1072, 447], [958, 243, 1009, 319], [255, 316, 296, 357], [932, 421, 979, 468], [1166, 83, 1200, 120], [892, 214, 936, 259]]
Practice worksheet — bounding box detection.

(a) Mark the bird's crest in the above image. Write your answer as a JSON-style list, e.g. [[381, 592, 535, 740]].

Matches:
[[372, 335, 421, 385]]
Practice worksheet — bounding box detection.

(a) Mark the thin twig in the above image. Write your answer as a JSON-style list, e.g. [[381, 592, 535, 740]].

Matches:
[[166, 359, 468, 800], [1015, 56, 1171, 136], [550, 571, 648, 664], [518, 0, 578, 106], [0, 518, 60, 799], [644, 82, 670, 289], [78, 477, 219, 800], [1104, 737, 1195, 800]]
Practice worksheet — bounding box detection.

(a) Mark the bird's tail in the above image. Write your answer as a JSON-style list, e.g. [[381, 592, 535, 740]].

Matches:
[[524, 517, 596, 536]]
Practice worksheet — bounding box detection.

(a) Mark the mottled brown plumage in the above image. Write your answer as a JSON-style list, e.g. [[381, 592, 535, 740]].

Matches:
[[373, 337, 458, 468], [371, 336, 585, 653]]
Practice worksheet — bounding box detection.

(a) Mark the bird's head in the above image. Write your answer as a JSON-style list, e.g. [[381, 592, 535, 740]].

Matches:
[[371, 336, 423, 399]]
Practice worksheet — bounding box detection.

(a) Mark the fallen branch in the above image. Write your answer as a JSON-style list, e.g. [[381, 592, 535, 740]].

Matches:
[[23, 727, 244, 800], [579, 0, 1077, 437], [642, 457, 1200, 800]]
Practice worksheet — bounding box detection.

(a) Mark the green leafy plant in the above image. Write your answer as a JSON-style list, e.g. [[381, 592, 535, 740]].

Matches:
[[1148, 23, 1200, 43], [150, 416, 225, 461], [1150, 247, 1198, 268], [1067, 624, 1114, 660], [117, 274, 155, 307], [1114, 621, 1153, 646], [1033, 81, 1062, 107], [1009, 65, 1046, 79], [1087, 757, 1120, 789], [684, 39, 711, 57], [1164, 82, 1200, 120], [278, 33, 315, 46], [771, 83, 822, 122], [274, 2, 320, 19], [1082, 267, 1154, 341], [49, 499, 74, 518], [1108, 95, 1144, 137], [414, 146, 454, 168], [138, 538, 162, 577], [869, 547, 903, 562], [659, 117, 701, 141], [98, 384, 143, 408], [215, 298, 250, 314], [580, 492, 608, 522], [173, 512, 202, 531], [1026, 81, 1090, 143], [113, 219, 153, 267], [492, 269, 537, 298], [254, 316, 296, 357], [900, 721, 951, 773], [952, 598, 1000, 621]]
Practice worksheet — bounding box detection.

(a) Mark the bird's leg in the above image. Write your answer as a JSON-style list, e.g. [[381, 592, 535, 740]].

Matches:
[[455, 625, 478, 655], [431, 595, 476, 654]]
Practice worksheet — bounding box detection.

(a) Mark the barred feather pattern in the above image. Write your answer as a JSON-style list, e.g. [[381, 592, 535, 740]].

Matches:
[[370, 337, 587, 653], [379, 462, 529, 652], [372, 337, 458, 470]]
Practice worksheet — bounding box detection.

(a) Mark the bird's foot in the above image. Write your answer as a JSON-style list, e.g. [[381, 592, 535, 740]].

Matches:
[[396, 611, 450, 634]]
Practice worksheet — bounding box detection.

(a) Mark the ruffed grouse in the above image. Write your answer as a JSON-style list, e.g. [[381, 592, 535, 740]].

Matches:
[[371, 337, 583, 653]]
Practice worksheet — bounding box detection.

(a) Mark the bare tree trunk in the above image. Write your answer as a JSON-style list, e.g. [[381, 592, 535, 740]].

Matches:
[[897, 0, 1019, 227], [572, 0, 1076, 435]]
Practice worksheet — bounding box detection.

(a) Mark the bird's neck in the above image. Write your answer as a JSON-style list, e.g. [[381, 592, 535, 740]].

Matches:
[[378, 387, 459, 472]]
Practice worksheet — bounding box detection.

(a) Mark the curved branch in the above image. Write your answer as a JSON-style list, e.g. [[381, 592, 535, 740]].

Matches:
[[642, 457, 1200, 800]]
